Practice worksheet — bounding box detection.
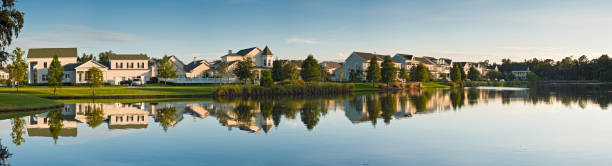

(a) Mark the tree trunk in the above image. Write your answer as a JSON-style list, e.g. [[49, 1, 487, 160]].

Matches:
[[54, 87, 57, 96], [92, 86, 95, 98]]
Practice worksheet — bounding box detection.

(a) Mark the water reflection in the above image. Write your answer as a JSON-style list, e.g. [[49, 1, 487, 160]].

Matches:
[[11, 86, 611, 144]]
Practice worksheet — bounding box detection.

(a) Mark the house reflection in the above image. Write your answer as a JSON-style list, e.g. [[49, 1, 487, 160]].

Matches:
[[27, 107, 78, 138]]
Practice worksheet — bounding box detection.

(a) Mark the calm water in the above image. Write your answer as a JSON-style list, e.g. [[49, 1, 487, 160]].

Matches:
[[0, 85, 610, 166]]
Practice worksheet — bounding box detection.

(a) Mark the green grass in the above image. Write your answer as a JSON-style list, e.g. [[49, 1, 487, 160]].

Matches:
[[0, 85, 218, 97], [353, 83, 380, 91], [57, 97, 213, 104], [0, 94, 62, 110], [421, 82, 451, 88]]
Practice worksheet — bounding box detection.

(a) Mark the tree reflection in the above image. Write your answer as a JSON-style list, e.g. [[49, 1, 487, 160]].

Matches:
[[467, 89, 480, 105], [271, 102, 284, 127], [410, 91, 432, 113], [156, 107, 177, 132], [10, 118, 26, 146], [380, 93, 397, 124], [260, 100, 273, 119], [0, 139, 11, 166], [365, 95, 381, 126], [300, 100, 326, 130], [450, 89, 465, 109], [85, 106, 104, 128], [234, 103, 255, 125], [47, 109, 64, 144]]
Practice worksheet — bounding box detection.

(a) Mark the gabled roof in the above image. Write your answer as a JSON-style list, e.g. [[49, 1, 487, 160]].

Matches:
[[395, 54, 414, 60], [236, 47, 259, 56], [320, 61, 342, 68], [353, 52, 387, 61], [109, 54, 149, 60], [27, 48, 77, 58], [262, 46, 273, 55], [414, 57, 436, 65], [511, 65, 529, 71], [184, 60, 210, 72], [62, 63, 83, 71]]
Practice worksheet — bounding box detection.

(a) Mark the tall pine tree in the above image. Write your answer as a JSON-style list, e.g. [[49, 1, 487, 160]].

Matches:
[[366, 56, 381, 86]]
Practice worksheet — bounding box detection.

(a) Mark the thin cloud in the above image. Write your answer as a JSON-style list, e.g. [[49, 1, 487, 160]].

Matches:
[[48, 24, 145, 42], [286, 37, 321, 44]]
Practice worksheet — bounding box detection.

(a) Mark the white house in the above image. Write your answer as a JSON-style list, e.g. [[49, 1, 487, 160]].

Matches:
[[332, 52, 401, 82], [511, 65, 530, 80], [184, 58, 211, 78], [0, 69, 8, 80], [27, 48, 78, 84], [221, 46, 274, 68]]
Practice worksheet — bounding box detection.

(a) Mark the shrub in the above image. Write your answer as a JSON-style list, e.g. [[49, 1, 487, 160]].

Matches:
[[215, 82, 355, 97]]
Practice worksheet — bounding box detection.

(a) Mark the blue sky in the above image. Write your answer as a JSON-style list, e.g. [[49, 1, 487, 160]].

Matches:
[[11, 0, 612, 63]]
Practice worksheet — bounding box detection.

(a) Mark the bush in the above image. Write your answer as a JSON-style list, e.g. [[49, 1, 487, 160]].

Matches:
[[260, 70, 273, 87], [215, 82, 355, 97]]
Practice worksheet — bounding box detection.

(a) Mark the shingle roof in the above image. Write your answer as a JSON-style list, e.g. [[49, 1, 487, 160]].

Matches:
[[109, 54, 149, 60], [62, 63, 82, 71], [184, 60, 209, 72], [236, 47, 258, 56], [414, 57, 436, 65], [320, 61, 342, 68], [353, 52, 387, 61], [395, 54, 414, 60], [27, 48, 77, 58], [262, 46, 273, 55]]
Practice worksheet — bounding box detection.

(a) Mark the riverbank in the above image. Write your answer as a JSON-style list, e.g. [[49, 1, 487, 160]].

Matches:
[[215, 82, 354, 97], [0, 85, 218, 98], [0, 94, 63, 112]]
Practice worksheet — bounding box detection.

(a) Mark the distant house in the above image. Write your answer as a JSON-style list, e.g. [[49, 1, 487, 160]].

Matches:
[[454, 62, 487, 76], [320, 61, 342, 74], [511, 65, 530, 80], [333, 52, 401, 82], [221, 46, 274, 68], [27, 48, 78, 84], [0, 69, 8, 80], [423, 56, 453, 79], [183, 58, 211, 78]]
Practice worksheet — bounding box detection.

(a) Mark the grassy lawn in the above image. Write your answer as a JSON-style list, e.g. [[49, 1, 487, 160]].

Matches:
[[57, 97, 213, 104], [353, 83, 379, 91], [0, 94, 62, 110], [421, 82, 451, 88], [0, 85, 219, 97]]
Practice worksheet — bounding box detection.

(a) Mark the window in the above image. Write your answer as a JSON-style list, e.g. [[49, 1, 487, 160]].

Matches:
[[131, 62, 134, 68], [116, 63, 119, 69], [65, 74, 70, 79], [120, 63, 123, 68], [42, 74, 48, 81], [44, 62, 48, 68]]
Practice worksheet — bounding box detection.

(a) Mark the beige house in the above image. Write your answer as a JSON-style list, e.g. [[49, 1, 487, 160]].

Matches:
[[332, 52, 402, 82], [27, 48, 78, 84], [0, 69, 8, 80], [221, 46, 274, 68], [184, 58, 211, 78]]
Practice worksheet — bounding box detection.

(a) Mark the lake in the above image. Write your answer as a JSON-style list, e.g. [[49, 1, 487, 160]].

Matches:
[[0, 85, 610, 166]]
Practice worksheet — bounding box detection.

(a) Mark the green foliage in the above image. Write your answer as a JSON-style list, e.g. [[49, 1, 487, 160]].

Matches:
[[398, 67, 409, 82], [366, 57, 381, 84], [260, 70, 273, 87], [77, 53, 95, 63], [48, 54, 64, 95], [485, 70, 503, 80], [157, 55, 178, 81], [215, 61, 229, 85], [87, 67, 104, 97], [380, 56, 397, 85], [0, 138, 11, 166], [380, 93, 397, 124], [283, 62, 299, 81], [450, 64, 462, 82], [527, 72, 539, 82], [47, 109, 64, 144], [8, 47, 26, 91], [85, 106, 104, 128], [272, 60, 285, 81], [97, 50, 114, 62], [233, 57, 256, 84], [214, 82, 354, 97], [155, 107, 177, 132], [467, 66, 481, 81], [349, 69, 363, 82], [0, 0, 24, 67], [300, 55, 322, 82], [10, 117, 25, 146], [410, 63, 429, 82]]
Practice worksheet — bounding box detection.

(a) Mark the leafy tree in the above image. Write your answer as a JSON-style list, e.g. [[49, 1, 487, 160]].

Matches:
[[409, 63, 429, 82], [233, 57, 256, 84], [467, 66, 481, 81], [300, 100, 323, 130], [48, 54, 64, 96], [459, 66, 466, 81], [300, 55, 321, 82], [215, 61, 229, 86], [380, 93, 397, 124], [86, 67, 104, 97], [349, 69, 363, 82], [157, 55, 177, 83], [0, 0, 24, 67], [271, 60, 285, 81], [47, 110, 64, 144], [450, 64, 462, 82], [10, 118, 25, 146], [283, 62, 299, 81], [485, 70, 502, 80], [97, 50, 114, 62], [77, 53, 95, 63], [527, 72, 539, 82], [0, 139, 11, 166], [8, 47, 25, 92], [506, 72, 516, 81], [155, 107, 177, 132], [366, 56, 381, 86], [380, 56, 397, 86], [365, 95, 381, 126], [260, 70, 273, 87], [398, 67, 409, 82]]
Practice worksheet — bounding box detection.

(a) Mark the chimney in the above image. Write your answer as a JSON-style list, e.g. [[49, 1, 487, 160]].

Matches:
[[228, 50, 232, 54]]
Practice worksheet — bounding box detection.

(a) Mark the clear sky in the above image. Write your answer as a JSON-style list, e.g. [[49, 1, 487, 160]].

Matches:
[[10, 0, 612, 63]]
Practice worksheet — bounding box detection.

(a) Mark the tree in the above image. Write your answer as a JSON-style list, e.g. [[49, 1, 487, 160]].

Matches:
[[156, 55, 177, 84], [467, 66, 481, 81], [85, 106, 104, 128], [300, 55, 321, 82], [87, 67, 103, 97], [215, 61, 229, 86], [366, 56, 381, 86], [260, 70, 273, 87], [338, 69, 345, 82], [233, 57, 256, 84], [271, 60, 285, 81], [485, 70, 502, 80], [0, 139, 11, 166], [320, 66, 330, 81], [10, 118, 25, 146], [97, 50, 114, 62], [459, 66, 466, 81], [349, 69, 363, 82], [450, 64, 462, 82], [283, 62, 299, 81], [410, 63, 430, 82], [77, 53, 95, 63], [8, 47, 25, 92], [0, 0, 24, 67], [48, 54, 64, 96], [380, 56, 397, 86], [398, 67, 409, 82], [156, 107, 177, 132]]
